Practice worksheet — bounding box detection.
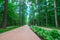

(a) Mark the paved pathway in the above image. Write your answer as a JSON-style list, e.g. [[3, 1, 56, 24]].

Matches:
[[0, 25, 41, 40]]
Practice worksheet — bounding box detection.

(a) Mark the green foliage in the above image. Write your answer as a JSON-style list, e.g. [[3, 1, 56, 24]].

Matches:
[[0, 0, 27, 28], [0, 26, 19, 33], [28, 0, 60, 27], [0, 2, 19, 27], [31, 26, 60, 40], [51, 30, 60, 39]]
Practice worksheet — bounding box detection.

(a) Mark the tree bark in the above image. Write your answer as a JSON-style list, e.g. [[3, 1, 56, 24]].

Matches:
[[46, 13, 48, 27], [54, 0, 58, 27], [18, 0, 23, 26], [2, 0, 8, 28], [46, 1, 48, 27]]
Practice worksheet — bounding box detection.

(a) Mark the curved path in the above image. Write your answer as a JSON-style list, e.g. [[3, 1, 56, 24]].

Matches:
[[0, 25, 41, 40]]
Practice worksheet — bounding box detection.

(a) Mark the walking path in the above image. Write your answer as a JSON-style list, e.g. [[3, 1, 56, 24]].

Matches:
[[39, 27, 60, 32], [0, 25, 41, 40]]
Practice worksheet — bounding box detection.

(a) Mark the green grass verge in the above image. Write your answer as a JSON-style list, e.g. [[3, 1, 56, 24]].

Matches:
[[30, 26, 60, 40], [0, 26, 19, 33]]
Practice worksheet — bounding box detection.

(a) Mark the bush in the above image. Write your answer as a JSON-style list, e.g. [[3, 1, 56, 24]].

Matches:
[[51, 30, 60, 40], [31, 26, 60, 40], [0, 26, 19, 33]]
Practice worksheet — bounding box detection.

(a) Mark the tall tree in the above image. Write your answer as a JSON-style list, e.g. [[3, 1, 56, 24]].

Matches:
[[18, 0, 26, 26], [2, 0, 8, 28], [54, 0, 58, 27], [46, 0, 48, 27], [18, 0, 22, 26]]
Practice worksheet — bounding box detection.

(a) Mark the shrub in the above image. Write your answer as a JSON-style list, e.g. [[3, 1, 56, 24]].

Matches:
[[31, 26, 60, 40]]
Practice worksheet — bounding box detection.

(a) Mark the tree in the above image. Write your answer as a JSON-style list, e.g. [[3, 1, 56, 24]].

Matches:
[[46, 0, 48, 27], [18, 0, 26, 26], [54, 0, 58, 27], [2, 0, 8, 28]]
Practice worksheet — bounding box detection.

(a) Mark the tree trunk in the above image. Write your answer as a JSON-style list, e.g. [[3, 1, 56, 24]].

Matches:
[[46, 13, 48, 27], [46, 1, 48, 27], [2, 0, 8, 28], [32, 13, 34, 25], [18, 0, 22, 26], [54, 0, 58, 27]]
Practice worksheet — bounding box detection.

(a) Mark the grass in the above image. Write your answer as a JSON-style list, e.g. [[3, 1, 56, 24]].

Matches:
[[0, 26, 19, 33], [30, 26, 60, 40]]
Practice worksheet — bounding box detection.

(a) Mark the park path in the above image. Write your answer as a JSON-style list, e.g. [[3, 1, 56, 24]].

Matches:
[[0, 25, 41, 40], [39, 27, 60, 32]]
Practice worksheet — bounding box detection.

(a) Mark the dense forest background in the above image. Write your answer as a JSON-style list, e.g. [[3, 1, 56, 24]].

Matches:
[[0, 0, 60, 28]]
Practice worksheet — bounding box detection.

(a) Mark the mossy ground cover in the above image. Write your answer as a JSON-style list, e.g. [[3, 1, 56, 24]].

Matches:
[[30, 26, 60, 40], [0, 26, 19, 33]]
